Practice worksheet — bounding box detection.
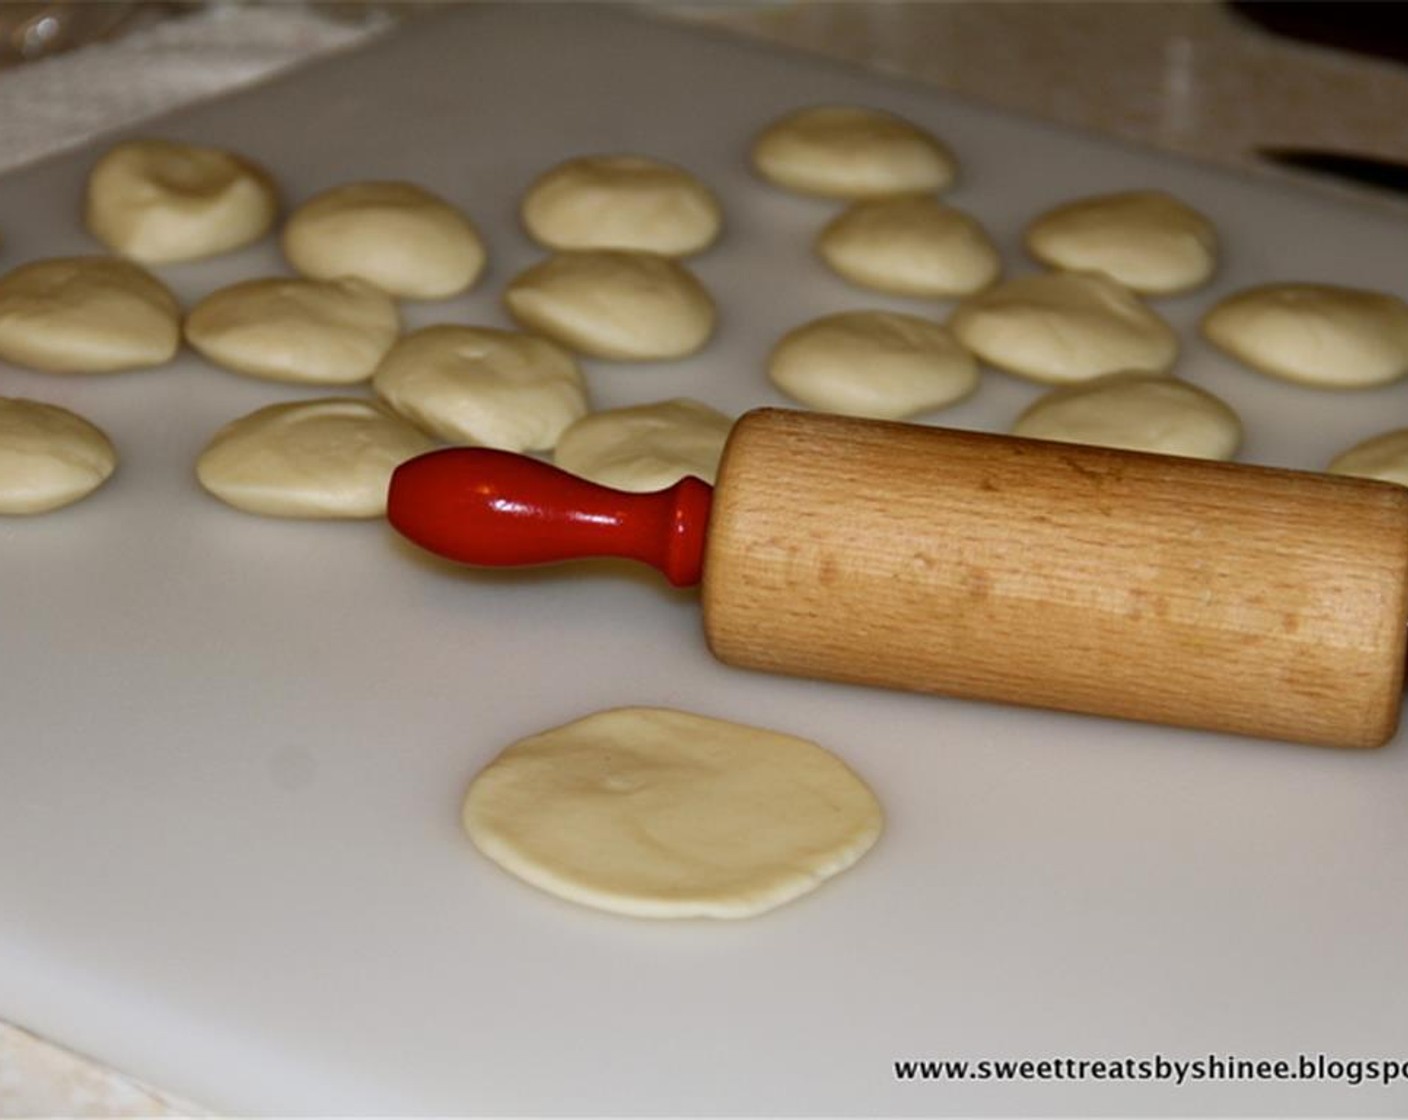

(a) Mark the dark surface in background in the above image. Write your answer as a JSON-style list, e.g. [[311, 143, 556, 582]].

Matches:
[[1229, 1, 1408, 66]]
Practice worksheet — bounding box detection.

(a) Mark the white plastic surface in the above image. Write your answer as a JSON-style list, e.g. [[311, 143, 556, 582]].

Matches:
[[2, 7, 1407, 1115]]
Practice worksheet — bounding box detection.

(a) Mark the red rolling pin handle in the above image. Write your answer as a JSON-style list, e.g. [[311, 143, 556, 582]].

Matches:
[[387, 447, 712, 588]]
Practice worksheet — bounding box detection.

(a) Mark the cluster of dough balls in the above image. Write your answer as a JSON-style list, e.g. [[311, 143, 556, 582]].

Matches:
[[0, 133, 747, 518], [747, 103, 1408, 473], [9, 107, 1408, 525], [748, 105, 1236, 456]]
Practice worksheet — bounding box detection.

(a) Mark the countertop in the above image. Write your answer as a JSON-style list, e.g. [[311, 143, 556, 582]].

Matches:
[[3, 2, 1407, 1114]]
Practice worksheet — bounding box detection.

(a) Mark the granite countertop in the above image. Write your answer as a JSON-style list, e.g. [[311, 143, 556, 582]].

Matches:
[[3, 2, 1405, 1113]]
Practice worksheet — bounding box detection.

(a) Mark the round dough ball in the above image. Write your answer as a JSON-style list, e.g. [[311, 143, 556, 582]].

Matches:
[[196, 397, 437, 519], [504, 250, 716, 361], [0, 397, 116, 514], [1024, 191, 1218, 295], [520, 154, 722, 257], [553, 398, 732, 491], [373, 325, 588, 452], [1326, 429, 1408, 486], [0, 256, 180, 374], [948, 270, 1178, 384], [281, 181, 486, 300], [816, 195, 1000, 298], [464, 707, 883, 919], [1012, 371, 1241, 460], [185, 276, 400, 386], [768, 311, 977, 420], [751, 105, 956, 198], [85, 139, 278, 264], [1201, 283, 1408, 389]]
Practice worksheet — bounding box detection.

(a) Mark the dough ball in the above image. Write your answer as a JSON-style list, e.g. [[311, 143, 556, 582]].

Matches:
[[504, 250, 716, 361], [1024, 190, 1218, 295], [1201, 283, 1408, 389], [0, 256, 180, 374], [521, 154, 722, 257], [751, 105, 956, 198], [0, 397, 116, 514], [1012, 371, 1241, 460], [185, 276, 400, 386], [1327, 429, 1408, 486], [816, 194, 1000, 297], [464, 707, 883, 919], [85, 139, 278, 264], [768, 311, 977, 419], [948, 270, 1178, 384], [553, 398, 732, 491], [373, 325, 588, 452], [196, 397, 436, 518], [281, 181, 486, 300]]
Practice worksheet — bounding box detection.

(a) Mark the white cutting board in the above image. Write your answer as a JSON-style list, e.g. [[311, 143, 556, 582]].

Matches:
[[3, 6, 1407, 1115]]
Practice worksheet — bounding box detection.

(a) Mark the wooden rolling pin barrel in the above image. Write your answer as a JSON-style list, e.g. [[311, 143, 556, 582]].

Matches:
[[387, 408, 1408, 748]]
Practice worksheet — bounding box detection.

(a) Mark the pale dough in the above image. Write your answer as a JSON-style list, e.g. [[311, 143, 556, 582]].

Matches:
[[1201, 283, 1408, 389], [0, 397, 117, 514], [816, 195, 1001, 297], [751, 105, 956, 198], [948, 270, 1178, 384], [463, 707, 883, 919], [372, 325, 588, 452], [184, 277, 400, 385], [553, 398, 732, 491], [768, 311, 978, 420], [1327, 429, 1408, 487], [504, 250, 716, 361], [85, 139, 278, 264], [520, 154, 723, 257], [1024, 190, 1218, 295], [281, 181, 486, 300], [0, 256, 181, 374], [1012, 371, 1242, 460], [196, 398, 437, 518]]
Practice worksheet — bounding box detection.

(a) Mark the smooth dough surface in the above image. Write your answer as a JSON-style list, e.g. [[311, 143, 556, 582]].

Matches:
[[751, 105, 956, 198], [504, 250, 715, 361], [281, 181, 486, 300], [1024, 191, 1218, 295], [196, 398, 436, 518], [0, 397, 117, 514], [1012, 371, 1242, 460], [816, 195, 1000, 297], [520, 154, 722, 256], [1327, 429, 1408, 486], [1201, 283, 1408, 388], [185, 276, 400, 385], [0, 256, 180, 374], [553, 398, 732, 491], [768, 311, 978, 419], [373, 325, 588, 452], [948, 270, 1178, 384], [85, 139, 278, 264], [463, 707, 883, 919]]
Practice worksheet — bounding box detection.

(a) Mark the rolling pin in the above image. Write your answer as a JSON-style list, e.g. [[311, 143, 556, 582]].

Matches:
[[387, 408, 1408, 748]]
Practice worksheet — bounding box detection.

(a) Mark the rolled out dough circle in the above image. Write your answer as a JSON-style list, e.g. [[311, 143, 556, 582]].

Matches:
[[463, 707, 884, 919]]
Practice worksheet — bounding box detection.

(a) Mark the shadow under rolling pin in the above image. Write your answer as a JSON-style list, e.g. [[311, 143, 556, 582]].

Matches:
[[387, 408, 1408, 749]]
